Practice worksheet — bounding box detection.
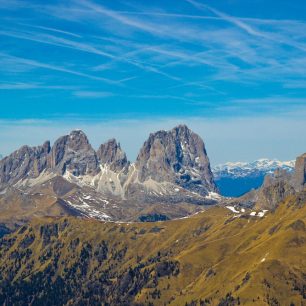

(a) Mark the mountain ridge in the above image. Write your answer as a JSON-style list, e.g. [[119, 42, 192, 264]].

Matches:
[[213, 158, 295, 179], [0, 124, 305, 225], [0, 125, 216, 199], [0, 128, 305, 305], [0, 125, 218, 224]]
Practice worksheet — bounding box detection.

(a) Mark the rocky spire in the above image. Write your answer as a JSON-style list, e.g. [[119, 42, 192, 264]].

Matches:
[[97, 139, 129, 172], [135, 124, 217, 196], [48, 130, 99, 176], [293, 153, 306, 191]]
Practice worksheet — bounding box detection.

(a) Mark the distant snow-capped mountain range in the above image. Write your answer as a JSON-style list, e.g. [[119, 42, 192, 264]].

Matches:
[[212, 158, 295, 179], [212, 159, 295, 197]]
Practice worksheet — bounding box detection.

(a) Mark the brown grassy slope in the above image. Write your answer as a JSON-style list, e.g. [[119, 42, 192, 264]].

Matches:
[[0, 190, 83, 229], [0, 192, 305, 305]]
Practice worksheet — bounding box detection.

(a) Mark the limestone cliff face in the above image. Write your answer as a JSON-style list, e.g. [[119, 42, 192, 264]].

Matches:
[[0, 130, 100, 190], [293, 153, 306, 191], [0, 141, 50, 188], [48, 130, 99, 176], [96, 139, 129, 172], [135, 125, 217, 196]]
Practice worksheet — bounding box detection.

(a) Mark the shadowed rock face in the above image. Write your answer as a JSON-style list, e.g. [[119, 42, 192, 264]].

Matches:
[[293, 153, 306, 191], [0, 141, 50, 187], [97, 139, 129, 172], [135, 125, 217, 196], [48, 130, 99, 176]]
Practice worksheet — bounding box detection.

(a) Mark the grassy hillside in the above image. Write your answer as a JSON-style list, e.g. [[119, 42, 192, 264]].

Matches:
[[0, 192, 305, 305]]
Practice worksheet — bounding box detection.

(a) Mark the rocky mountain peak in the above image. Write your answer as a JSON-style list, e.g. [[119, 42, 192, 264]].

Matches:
[[97, 139, 129, 172], [172, 124, 191, 136], [135, 125, 217, 195], [0, 141, 50, 188], [67, 130, 91, 151], [48, 130, 99, 176]]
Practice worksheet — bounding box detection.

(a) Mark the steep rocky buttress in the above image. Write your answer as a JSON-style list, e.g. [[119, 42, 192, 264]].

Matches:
[[135, 125, 217, 196], [48, 130, 99, 176], [293, 153, 306, 191]]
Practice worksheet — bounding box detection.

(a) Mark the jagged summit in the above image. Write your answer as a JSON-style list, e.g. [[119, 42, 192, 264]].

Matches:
[[0, 125, 305, 223], [136, 125, 217, 196], [0, 141, 50, 187], [0, 125, 219, 220], [48, 130, 99, 176], [97, 138, 129, 172]]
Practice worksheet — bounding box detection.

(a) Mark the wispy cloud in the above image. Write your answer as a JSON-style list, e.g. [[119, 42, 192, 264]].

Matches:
[[0, 52, 128, 85], [19, 23, 82, 38], [0, 26, 186, 82], [0, 29, 116, 60], [231, 97, 306, 106], [0, 0, 25, 9], [216, 96, 306, 116], [0, 82, 78, 90], [125, 94, 198, 103], [186, 0, 265, 37], [16, 0, 306, 84], [186, 0, 306, 54], [73, 90, 114, 98], [1, 0, 306, 121]]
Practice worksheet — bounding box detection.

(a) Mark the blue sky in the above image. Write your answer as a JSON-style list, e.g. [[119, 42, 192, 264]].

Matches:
[[0, 0, 306, 164]]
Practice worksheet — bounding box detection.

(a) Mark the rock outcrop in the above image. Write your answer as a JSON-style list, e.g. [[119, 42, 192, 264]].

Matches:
[[255, 169, 295, 209], [0, 141, 50, 188], [97, 139, 129, 172], [236, 153, 306, 210], [293, 153, 306, 191], [48, 130, 99, 176], [135, 125, 217, 196]]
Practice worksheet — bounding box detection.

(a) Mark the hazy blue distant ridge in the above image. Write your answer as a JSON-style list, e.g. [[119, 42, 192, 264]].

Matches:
[[213, 159, 295, 197]]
